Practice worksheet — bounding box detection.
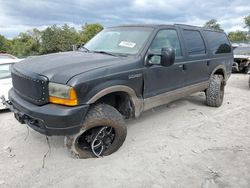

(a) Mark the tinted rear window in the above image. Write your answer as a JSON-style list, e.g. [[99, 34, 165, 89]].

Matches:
[[183, 30, 206, 55], [204, 31, 231, 54]]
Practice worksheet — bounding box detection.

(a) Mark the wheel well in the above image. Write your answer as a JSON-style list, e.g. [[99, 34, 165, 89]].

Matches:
[[213, 68, 226, 84], [214, 69, 224, 77], [95, 92, 135, 119]]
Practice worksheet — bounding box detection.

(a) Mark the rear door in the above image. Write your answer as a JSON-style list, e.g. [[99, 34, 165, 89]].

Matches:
[[180, 27, 209, 85]]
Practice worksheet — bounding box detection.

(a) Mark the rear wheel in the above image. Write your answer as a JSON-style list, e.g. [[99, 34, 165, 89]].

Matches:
[[65, 104, 126, 158], [206, 75, 224, 107]]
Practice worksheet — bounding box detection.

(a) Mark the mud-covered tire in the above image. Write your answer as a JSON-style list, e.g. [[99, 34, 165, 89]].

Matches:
[[65, 104, 126, 158], [206, 75, 224, 107]]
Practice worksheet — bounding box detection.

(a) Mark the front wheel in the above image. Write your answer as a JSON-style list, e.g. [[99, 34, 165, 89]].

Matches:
[[206, 75, 224, 107], [65, 104, 127, 158]]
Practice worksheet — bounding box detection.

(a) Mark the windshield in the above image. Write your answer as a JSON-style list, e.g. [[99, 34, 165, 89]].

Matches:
[[233, 47, 250, 55], [83, 27, 153, 55], [0, 63, 12, 79]]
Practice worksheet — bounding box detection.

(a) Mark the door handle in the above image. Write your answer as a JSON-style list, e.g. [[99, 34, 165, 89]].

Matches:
[[178, 64, 187, 70], [178, 65, 183, 68], [207, 61, 210, 66]]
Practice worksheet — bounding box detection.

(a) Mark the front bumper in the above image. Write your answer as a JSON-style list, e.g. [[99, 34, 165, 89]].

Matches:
[[2, 89, 89, 136]]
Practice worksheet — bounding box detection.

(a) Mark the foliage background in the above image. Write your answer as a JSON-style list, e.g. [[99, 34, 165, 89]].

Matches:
[[0, 23, 103, 57]]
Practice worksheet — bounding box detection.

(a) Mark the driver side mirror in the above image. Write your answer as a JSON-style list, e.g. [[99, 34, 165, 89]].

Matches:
[[147, 47, 175, 67], [160, 47, 175, 67]]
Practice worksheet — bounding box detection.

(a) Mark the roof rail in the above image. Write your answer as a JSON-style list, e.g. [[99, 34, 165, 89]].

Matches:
[[174, 24, 201, 28]]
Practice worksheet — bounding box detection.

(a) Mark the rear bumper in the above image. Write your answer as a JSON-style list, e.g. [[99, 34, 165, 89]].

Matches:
[[5, 89, 89, 136]]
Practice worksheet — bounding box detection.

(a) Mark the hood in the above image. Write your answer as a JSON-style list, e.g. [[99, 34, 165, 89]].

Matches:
[[13, 51, 127, 84]]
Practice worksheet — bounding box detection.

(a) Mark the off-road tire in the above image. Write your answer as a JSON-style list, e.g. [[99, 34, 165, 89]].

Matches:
[[65, 104, 126, 159], [206, 75, 224, 107]]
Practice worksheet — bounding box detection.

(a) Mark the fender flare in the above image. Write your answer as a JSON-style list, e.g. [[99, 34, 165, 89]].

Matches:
[[86, 85, 143, 118], [210, 65, 227, 84]]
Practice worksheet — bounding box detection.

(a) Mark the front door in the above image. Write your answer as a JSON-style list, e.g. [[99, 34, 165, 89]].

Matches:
[[143, 28, 186, 99]]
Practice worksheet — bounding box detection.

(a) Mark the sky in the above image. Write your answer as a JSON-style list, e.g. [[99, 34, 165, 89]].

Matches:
[[0, 0, 249, 38]]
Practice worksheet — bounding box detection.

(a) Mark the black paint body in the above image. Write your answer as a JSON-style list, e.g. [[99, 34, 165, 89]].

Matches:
[[8, 24, 233, 135]]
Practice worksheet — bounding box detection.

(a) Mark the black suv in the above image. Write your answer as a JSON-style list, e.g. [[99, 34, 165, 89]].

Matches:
[[2, 24, 233, 158]]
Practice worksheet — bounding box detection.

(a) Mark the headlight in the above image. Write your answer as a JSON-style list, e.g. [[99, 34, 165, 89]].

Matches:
[[48, 83, 78, 106]]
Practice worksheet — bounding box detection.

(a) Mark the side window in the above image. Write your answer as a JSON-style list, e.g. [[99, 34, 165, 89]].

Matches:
[[183, 30, 206, 55], [149, 29, 182, 64], [204, 31, 231, 54]]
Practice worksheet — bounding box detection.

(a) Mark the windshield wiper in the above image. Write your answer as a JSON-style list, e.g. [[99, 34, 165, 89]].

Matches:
[[78, 46, 90, 52], [92, 50, 118, 57]]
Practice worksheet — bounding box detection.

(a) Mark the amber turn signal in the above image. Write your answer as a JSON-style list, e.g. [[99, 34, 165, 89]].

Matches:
[[49, 87, 78, 106]]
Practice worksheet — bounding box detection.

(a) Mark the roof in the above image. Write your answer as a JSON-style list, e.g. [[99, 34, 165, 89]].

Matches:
[[112, 24, 172, 28], [109, 24, 225, 33]]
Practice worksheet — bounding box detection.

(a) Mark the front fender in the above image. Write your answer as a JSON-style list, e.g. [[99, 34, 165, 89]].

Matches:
[[71, 71, 144, 117]]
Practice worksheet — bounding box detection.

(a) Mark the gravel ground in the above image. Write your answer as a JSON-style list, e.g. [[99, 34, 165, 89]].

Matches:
[[0, 74, 250, 188]]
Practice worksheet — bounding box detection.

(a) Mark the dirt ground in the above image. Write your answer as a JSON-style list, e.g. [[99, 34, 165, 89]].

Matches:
[[0, 74, 250, 188]]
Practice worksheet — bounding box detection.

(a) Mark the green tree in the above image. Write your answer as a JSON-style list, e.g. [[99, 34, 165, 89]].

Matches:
[[204, 19, 223, 31], [27, 28, 42, 53], [228, 31, 248, 42], [244, 14, 250, 32], [41, 24, 80, 54], [80, 23, 103, 43], [0, 23, 104, 57], [0, 35, 12, 52], [10, 30, 42, 57]]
